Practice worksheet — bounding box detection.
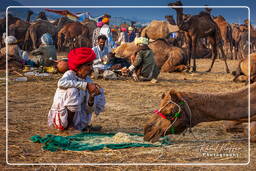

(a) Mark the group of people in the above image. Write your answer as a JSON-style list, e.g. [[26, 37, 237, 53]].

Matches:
[[1, 13, 161, 132], [89, 15, 160, 82], [48, 38, 160, 132], [47, 16, 160, 132]]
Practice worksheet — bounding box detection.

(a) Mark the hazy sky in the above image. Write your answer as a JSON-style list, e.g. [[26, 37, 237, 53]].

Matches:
[[10, 0, 256, 24]]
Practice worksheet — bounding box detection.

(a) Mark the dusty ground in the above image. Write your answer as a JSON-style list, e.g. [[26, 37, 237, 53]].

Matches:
[[1, 59, 256, 170]]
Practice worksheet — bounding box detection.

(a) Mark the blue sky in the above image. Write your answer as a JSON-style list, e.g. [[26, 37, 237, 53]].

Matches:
[[9, 0, 256, 24]]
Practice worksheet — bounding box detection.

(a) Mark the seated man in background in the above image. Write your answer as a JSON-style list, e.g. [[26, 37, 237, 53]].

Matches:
[[30, 33, 57, 67], [0, 36, 32, 69], [92, 35, 109, 78]]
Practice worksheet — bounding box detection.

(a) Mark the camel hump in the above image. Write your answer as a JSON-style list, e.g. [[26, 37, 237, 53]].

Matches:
[[198, 11, 211, 17]]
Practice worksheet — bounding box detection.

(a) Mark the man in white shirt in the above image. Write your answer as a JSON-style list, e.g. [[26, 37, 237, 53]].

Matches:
[[92, 35, 109, 78]]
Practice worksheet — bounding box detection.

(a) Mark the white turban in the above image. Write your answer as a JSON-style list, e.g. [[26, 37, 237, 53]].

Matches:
[[134, 37, 149, 45], [6, 36, 17, 45]]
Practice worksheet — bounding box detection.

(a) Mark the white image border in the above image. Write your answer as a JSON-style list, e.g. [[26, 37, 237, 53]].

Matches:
[[6, 5, 251, 166]]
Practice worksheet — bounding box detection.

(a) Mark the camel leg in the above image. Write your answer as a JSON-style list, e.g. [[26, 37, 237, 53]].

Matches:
[[206, 37, 216, 72], [223, 121, 244, 133], [219, 46, 230, 73], [251, 75, 256, 84], [250, 122, 256, 142], [243, 121, 256, 142], [191, 36, 197, 72], [234, 44, 238, 60], [186, 36, 192, 72], [30, 30, 37, 50], [229, 41, 233, 60]]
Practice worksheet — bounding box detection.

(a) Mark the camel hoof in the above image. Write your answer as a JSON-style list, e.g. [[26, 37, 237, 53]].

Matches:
[[206, 69, 211, 72], [226, 69, 230, 73]]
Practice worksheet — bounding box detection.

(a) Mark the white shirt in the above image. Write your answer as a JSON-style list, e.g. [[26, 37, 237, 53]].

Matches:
[[92, 45, 109, 69], [48, 70, 105, 130]]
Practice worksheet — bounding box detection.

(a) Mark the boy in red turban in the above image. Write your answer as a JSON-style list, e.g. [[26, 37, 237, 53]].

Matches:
[[48, 47, 106, 131]]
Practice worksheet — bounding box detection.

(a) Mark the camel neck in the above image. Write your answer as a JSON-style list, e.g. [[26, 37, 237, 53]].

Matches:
[[175, 9, 183, 26], [181, 85, 255, 127]]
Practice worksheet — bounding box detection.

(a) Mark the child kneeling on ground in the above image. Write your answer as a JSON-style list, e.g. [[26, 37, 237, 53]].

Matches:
[[48, 47, 105, 131]]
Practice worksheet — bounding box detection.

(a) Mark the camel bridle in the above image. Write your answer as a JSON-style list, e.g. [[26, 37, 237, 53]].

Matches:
[[154, 97, 193, 137]]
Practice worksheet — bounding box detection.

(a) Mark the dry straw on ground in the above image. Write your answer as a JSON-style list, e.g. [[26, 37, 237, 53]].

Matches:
[[1, 59, 256, 170]]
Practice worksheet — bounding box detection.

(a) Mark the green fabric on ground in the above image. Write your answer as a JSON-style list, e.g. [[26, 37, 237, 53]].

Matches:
[[30, 132, 165, 152]]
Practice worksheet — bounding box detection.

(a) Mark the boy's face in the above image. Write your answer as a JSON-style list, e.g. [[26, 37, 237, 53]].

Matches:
[[98, 39, 106, 49], [76, 63, 93, 79]]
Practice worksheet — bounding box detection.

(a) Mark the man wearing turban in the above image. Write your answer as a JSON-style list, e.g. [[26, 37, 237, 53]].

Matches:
[[30, 33, 57, 67], [48, 47, 106, 131], [122, 37, 160, 83], [92, 21, 104, 47], [99, 17, 114, 51]]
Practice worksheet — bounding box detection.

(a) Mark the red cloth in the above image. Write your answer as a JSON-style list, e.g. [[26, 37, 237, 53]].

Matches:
[[68, 47, 96, 71]]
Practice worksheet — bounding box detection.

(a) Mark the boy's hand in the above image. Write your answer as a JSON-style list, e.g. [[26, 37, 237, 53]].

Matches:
[[87, 83, 101, 96], [121, 67, 128, 73]]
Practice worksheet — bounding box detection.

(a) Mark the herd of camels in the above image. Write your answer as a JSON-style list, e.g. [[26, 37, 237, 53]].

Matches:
[[1, 1, 256, 142]]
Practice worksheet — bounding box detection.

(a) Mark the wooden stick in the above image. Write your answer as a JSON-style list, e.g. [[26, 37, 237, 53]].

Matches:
[[13, 71, 24, 77]]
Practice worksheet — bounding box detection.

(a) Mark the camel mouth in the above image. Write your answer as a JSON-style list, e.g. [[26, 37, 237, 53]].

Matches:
[[144, 127, 164, 143], [144, 117, 171, 143]]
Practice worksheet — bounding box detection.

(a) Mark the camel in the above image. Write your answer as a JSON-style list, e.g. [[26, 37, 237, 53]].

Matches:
[[82, 18, 97, 43], [57, 22, 90, 51], [140, 20, 179, 40], [23, 20, 57, 50], [244, 19, 256, 52], [213, 15, 233, 58], [52, 17, 74, 32], [8, 10, 33, 47], [232, 53, 256, 83], [113, 39, 188, 72], [0, 14, 24, 48], [144, 83, 256, 142], [165, 15, 176, 25], [0, 14, 20, 35], [231, 23, 248, 60], [168, 1, 230, 73]]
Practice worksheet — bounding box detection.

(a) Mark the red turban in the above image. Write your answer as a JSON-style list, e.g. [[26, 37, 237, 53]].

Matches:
[[68, 47, 96, 71]]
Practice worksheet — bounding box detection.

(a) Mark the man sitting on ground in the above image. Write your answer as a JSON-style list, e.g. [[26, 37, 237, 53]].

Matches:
[[121, 37, 160, 83], [48, 47, 105, 131]]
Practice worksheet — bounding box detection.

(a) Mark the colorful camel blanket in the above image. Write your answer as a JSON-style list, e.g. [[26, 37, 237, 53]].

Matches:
[[30, 132, 168, 152]]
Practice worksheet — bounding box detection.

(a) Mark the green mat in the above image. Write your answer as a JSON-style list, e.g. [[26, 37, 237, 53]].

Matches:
[[30, 132, 169, 152]]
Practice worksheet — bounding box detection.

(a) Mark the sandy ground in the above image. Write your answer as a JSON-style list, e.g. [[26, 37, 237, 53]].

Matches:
[[1, 59, 256, 170]]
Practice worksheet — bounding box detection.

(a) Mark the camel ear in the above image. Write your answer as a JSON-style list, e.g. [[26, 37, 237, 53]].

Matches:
[[169, 89, 184, 102], [161, 92, 165, 99]]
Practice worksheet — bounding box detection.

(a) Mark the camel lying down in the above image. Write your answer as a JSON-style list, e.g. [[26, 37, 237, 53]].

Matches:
[[144, 83, 256, 143], [233, 53, 256, 83], [113, 39, 188, 73]]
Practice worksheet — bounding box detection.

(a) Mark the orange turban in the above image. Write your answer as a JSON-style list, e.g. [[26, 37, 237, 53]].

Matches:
[[102, 17, 110, 24]]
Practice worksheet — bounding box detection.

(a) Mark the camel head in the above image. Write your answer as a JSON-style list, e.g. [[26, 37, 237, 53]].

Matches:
[[215, 15, 226, 22], [144, 89, 189, 142], [168, 1, 183, 11], [244, 19, 249, 25], [28, 10, 34, 16], [204, 5, 212, 14], [165, 15, 176, 25], [113, 42, 139, 59]]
